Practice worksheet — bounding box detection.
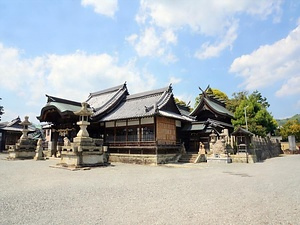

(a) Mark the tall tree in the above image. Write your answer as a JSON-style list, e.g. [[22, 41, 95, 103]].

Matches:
[[231, 91, 277, 137], [0, 98, 4, 121], [226, 91, 248, 113]]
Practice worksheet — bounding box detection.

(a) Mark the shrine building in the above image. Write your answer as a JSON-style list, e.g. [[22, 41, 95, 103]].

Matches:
[[37, 83, 234, 164]]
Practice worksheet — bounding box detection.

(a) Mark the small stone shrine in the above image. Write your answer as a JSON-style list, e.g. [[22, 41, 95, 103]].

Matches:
[[59, 102, 104, 167], [207, 130, 232, 163], [8, 116, 36, 159]]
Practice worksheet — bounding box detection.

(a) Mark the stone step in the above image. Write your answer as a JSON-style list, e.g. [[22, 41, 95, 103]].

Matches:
[[178, 154, 198, 163]]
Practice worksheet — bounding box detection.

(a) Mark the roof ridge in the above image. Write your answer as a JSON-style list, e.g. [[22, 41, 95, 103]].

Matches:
[[126, 86, 169, 100], [46, 95, 82, 106], [88, 83, 126, 99], [92, 87, 128, 117]]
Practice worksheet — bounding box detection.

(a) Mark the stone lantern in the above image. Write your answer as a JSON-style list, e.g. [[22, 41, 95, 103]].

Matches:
[[73, 102, 94, 145], [58, 102, 104, 167], [8, 116, 36, 159], [220, 129, 227, 144], [209, 130, 217, 151], [20, 116, 31, 141]]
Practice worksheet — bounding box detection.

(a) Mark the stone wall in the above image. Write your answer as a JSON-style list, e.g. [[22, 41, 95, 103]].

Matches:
[[156, 117, 176, 145], [251, 136, 282, 161], [108, 153, 179, 165]]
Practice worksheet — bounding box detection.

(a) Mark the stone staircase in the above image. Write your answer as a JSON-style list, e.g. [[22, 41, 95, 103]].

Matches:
[[178, 153, 199, 163]]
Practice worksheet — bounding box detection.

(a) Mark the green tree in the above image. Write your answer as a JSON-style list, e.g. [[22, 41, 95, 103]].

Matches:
[[226, 91, 248, 113], [0, 98, 4, 121], [232, 92, 277, 137], [280, 119, 300, 141], [250, 90, 270, 108]]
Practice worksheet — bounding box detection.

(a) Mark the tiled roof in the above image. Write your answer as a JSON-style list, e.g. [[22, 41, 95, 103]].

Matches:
[[190, 95, 234, 118], [177, 104, 191, 116], [232, 127, 254, 136], [182, 122, 206, 131], [87, 83, 128, 119], [37, 83, 128, 122], [205, 98, 234, 117], [37, 95, 82, 121], [206, 118, 234, 128], [100, 85, 188, 121]]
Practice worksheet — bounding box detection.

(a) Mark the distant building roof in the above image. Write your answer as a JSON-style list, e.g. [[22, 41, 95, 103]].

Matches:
[[0, 117, 35, 132]]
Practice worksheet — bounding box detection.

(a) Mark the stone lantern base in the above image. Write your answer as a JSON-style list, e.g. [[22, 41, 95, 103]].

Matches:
[[60, 151, 104, 167], [8, 139, 36, 160], [207, 153, 232, 163], [58, 138, 104, 168]]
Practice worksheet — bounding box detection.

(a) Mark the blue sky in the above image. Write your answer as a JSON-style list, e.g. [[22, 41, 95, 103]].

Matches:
[[0, 0, 299, 124]]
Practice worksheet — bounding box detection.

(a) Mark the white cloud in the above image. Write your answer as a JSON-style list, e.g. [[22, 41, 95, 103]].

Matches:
[[163, 52, 178, 64], [276, 76, 300, 97], [81, 0, 118, 17], [169, 76, 182, 85], [126, 27, 178, 63], [162, 29, 177, 44], [125, 34, 138, 45], [137, 0, 281, 35], [133, 27, 164, 57], [195, 21, 238, 59], [230, 24, 300, 95], [133, 0, 282, 60], [0, 43, 157, 109]]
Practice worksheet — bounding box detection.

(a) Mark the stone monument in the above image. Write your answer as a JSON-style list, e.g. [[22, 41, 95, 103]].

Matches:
[[8, 116, 36, 159], [288, 135, 297, 151], [59, 102, 104, 167]]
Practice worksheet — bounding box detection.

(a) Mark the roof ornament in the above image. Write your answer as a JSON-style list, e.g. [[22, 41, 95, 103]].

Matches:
[[198, 85, 210, 98], [168, 83, 173, 92], [154, 102, 158, 112]]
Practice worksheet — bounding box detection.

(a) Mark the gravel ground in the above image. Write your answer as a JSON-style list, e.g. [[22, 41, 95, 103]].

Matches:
[[0, 153, 299, 225]]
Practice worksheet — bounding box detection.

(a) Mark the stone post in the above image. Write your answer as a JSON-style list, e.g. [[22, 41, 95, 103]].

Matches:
[[34, 138, 44, 160]]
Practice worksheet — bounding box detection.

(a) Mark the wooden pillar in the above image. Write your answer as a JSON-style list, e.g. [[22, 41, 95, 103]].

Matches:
[[52, 131, 59, 157], [138, 118, 141, 145], [126, 119, 128, 144], [154, 116, 157, 143], [113, 121, 116, 143]]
